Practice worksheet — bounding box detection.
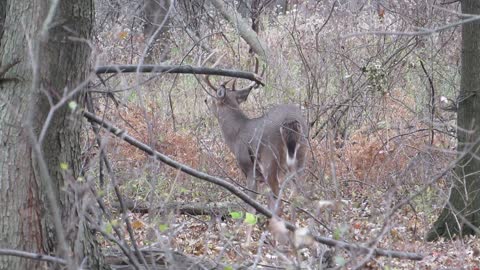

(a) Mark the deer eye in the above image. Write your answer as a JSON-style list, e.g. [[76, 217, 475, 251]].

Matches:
[[217, 88, 225, 98]]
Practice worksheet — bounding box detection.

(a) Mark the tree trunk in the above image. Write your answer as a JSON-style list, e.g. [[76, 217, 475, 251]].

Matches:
[[427, 0, 480, 241], [0, 1, 107, 269]]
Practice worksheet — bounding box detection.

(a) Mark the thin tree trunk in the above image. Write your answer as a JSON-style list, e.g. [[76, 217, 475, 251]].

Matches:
[[427, 0, 480, 241], [0, 1, 107, 269]]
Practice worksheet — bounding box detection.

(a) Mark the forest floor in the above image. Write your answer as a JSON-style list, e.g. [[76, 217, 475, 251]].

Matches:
[[94, 103, 479, 270]]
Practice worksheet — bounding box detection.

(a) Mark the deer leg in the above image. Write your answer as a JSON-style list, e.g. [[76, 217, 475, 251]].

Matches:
[[266, 167, 294, 245], [289, 145, 307, 221], [266, 165, 282, 216], [246, 171, 258, 201], [244, 171, 258, 246], [286, 172, 299, 222]]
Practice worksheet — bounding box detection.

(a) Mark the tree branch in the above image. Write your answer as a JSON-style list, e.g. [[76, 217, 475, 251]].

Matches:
[[94, 65, 264, 86], [342, 14, 480, 38], [83, 111, 425, 261], [207, 0, 270, 60], [0, 248, 67, 266]]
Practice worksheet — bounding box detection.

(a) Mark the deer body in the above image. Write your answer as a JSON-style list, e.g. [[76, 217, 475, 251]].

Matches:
[[208, 80, 308, 213]]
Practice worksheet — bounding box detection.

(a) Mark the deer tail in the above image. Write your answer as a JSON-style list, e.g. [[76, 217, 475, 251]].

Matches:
[[280, 120, 302, 167]]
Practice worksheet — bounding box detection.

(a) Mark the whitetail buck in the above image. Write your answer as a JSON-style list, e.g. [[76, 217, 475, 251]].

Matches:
[[205, 70, 308, 216]]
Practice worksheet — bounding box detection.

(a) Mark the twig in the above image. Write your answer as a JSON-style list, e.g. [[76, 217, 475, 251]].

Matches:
[[419, 60, 436, 145], [0, 58, 21, 78], [342, 14, 480, 38], [315, 0, 337, 52], [0, 248, 67, 266], [83, 111, 425, 261], [0, 58, 21, 84], [95, 65, 264, 85]]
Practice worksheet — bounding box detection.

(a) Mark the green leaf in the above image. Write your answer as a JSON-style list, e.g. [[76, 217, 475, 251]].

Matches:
[[105, 222, 113, 234], [60, 162, 69, 170], [244, 212, 257, 225], [334, 256, 346, 266], [68, 101, 78, 110], [158, 224, 169, 232], [223, 266, 233, 270], [229, 211, 243, 219], [333, 227, 342, 240], [128, 92, 137, 102]]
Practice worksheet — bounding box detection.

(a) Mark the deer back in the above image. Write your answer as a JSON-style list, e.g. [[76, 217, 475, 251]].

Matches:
[[245, 105, 308, 178], [215, 101, 307, 182]]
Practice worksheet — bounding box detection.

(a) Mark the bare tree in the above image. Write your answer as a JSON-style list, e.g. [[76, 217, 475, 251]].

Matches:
[[0, 1, 106, 269], [427, 0, 480, 240]]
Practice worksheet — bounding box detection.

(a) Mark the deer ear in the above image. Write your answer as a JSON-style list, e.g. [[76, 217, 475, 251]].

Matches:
[[217, 87, 226, 98], [235, 88, 252, 103]]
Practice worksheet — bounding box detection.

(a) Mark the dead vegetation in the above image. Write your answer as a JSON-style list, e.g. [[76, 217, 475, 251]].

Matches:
[[85, 1, 479, 269]]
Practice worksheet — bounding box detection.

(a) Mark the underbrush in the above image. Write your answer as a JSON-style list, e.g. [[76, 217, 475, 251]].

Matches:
[[83, 96, 478, 268], [86, 2, 480, 268]]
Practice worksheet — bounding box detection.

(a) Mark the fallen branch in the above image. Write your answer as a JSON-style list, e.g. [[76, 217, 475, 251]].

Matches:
[[0, 248, 67, 266], [83, 111, 424, 261], [94, 65, 264, 86], [106, 247, 234, 269], [113, 200, 235, 217]]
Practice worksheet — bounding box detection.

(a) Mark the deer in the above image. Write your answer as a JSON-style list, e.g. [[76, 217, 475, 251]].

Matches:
[[204, 65, 308, 221]]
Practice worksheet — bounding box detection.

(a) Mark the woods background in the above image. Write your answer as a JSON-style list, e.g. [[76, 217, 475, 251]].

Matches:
[[1, 0, 479, 269]]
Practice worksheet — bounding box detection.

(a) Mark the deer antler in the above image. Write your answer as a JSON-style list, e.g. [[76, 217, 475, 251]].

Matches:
[[205, 75, 217, 91], [203, 53, 226, 92], [223, 79, 237, 90], [203, 55, 265, 92]]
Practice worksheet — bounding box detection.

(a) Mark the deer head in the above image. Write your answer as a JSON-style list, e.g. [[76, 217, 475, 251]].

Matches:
[[205, 77, 258, 118], [204, 58, 263, 117]]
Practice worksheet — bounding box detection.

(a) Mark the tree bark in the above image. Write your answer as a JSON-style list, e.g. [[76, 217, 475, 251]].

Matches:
[[0, 1, 5, 41], [0, 1, 107, 269], [427, 0, 480, 241]]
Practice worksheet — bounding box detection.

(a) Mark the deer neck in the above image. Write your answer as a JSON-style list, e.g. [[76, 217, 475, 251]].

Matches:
[[217, 106, 249, 145]]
